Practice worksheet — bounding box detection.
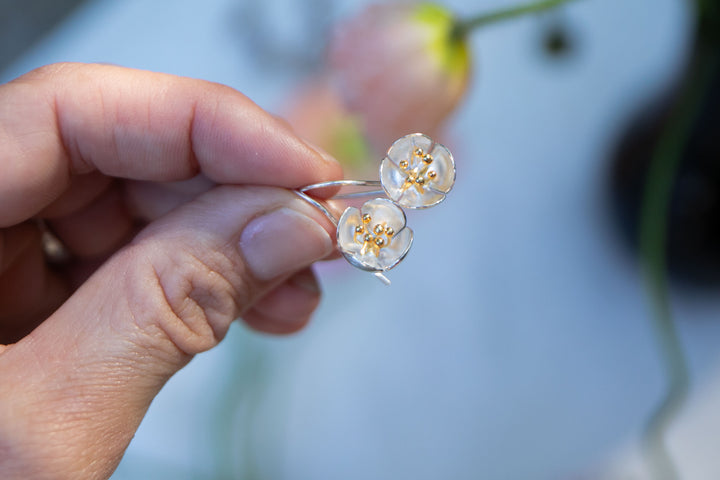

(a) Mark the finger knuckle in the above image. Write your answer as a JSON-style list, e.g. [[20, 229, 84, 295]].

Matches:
[[126, 245, 249, 357]]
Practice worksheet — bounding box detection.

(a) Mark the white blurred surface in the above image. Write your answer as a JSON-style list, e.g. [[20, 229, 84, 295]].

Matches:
[[4, 0, 720, 479]]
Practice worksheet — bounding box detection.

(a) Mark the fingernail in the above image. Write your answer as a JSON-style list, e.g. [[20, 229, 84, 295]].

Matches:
[[240, 208, 333, 281]]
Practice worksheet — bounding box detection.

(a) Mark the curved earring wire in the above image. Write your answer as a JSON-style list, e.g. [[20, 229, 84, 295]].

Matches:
[[293, 189, 338, 227], [299, 180, 384, 199]]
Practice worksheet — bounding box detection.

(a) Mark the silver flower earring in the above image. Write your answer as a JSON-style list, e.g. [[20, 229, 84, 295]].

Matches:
[[296, 133, 455, 285]]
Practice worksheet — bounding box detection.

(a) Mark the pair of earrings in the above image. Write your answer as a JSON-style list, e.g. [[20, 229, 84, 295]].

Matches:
[[296, 133, 455, 285]]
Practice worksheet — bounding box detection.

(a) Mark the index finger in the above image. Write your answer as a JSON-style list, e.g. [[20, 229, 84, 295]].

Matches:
[[0, 63, 342, 227]]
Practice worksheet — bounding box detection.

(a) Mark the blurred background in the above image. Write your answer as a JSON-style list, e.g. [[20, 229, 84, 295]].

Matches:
[[2, 0, 720, 478]]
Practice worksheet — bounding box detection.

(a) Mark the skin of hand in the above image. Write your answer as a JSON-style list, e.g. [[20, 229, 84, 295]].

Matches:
[[0, 63, 343, 479]]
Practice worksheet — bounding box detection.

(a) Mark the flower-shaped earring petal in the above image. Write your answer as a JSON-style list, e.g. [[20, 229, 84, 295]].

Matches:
[[380, 133, 455, 209], [337, 198, 413, 272], [296, 132, 452, 285]]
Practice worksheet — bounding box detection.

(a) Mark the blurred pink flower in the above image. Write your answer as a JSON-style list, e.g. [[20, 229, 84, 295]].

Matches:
[[282, 77, 376, 177], [329, 3, 471, 150]]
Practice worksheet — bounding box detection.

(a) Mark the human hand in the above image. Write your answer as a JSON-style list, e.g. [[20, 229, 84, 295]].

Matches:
[[0, 63, 342, 479]]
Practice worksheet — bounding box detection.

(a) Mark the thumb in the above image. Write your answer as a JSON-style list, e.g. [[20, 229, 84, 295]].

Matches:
[[0, 185, 335, 479]]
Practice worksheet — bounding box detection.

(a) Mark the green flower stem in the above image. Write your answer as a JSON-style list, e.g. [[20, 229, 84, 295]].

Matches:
[[638, 46, 718, 480], [212, 333, 268, 480], [452, 0, 578, 37]]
